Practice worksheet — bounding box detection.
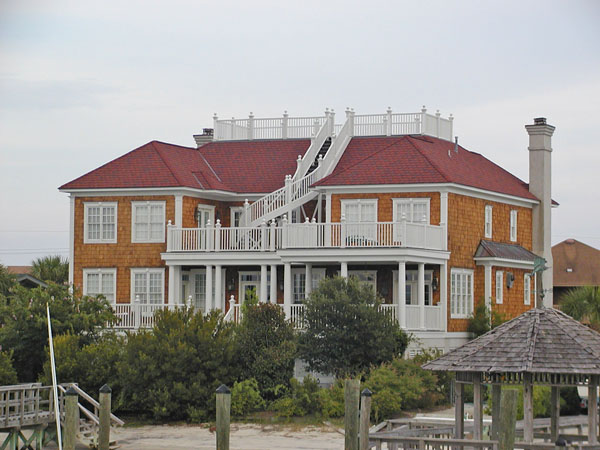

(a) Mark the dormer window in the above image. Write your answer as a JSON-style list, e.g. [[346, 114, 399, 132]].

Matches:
[[484, 205, 493, 238]]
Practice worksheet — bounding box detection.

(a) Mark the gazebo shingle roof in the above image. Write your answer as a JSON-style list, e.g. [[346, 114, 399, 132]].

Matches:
[[423, 308, 600, 375]]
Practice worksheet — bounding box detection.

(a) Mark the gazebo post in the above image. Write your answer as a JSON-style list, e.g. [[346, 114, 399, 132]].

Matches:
[[589, 375, 598, 445], [550, 386, 560, 442], [473, 373, 483, 440], [491, 384, 501, 441], [523, 373, 534, 443], [455, 377, 464, 439]]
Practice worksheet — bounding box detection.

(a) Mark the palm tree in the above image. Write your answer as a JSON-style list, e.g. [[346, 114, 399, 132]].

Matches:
[[31, 255, 69, 284], [561, 286, 600, 331]]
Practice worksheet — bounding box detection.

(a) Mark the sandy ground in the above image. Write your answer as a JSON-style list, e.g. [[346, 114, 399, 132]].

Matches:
[[112, 423, 345, 449]]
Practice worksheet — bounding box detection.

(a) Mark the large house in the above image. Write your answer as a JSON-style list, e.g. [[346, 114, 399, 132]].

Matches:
[[552, 239, 600, 304], [59, 107, 556, 352]]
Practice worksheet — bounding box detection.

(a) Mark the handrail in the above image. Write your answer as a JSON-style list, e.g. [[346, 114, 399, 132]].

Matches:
[[292, 118, 331, 180], [320, 116, 353, 177], [59, 383, 124, 426]]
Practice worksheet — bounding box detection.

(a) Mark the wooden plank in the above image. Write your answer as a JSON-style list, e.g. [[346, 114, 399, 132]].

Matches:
[[491, 384, 501, 441], [455, 381, 464, 439], [473, 374, 483, 440], [216, 385, 231, 450], [589, 376, 599, 445], [550, 386, 560, 442], [499, 388, 518, 450], [524, 374, 534, 442]]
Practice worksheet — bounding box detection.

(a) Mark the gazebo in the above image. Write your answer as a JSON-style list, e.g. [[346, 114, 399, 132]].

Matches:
[[423, 307, 600, 444]]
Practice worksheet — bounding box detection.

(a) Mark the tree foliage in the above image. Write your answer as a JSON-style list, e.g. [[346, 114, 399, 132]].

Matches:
[[0, 350, 18, 385], [298, 276, 409, 378], [467, 301, 506, 337], [0, 264, 16, 298], [117, 307, 239, 422], [561, 286, 600, 331], [31, 255, 69, 285], [0, 284, 116, 381], [237, 303, 296, 400]]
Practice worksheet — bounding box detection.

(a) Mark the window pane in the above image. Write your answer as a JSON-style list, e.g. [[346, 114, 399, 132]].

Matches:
[[87, 273, 99, 295], [149, 273, 162, 304], [134, 273, 147, 303], [102, 273, 114, 302], [360, 203, 376, 222], [194, 273, 206, 310], [88, 207, 101, 240], [345, 203, 359, 222]]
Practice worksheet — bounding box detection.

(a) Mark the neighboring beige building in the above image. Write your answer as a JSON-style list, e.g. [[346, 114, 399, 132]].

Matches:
[[552, 239, 600, 304]]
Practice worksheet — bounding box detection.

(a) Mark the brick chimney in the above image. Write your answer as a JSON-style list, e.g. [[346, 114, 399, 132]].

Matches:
[[193, 128, 214, 148], [526, 117, 555, 307]]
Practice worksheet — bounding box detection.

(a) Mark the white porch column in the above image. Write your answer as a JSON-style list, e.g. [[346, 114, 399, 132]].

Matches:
[[175, 194, 183, 227], [260, 265, 268, 303], [215, 265, 222, 310], [68, 195, 75, 285], [270, 265, 278, 304], [418, 263, 425, 329], [325, 193, 332, 246], [398, 261, 406, 328], [484, 264, 492, 316], [168, 265, 181, 305], [440, 191, 448, 251], [305, 263, 313, 297], [341, 262, 348, 278], [440, 262, 448, 332], [284, 263, 292, 317], [205, 265, 213, 310]]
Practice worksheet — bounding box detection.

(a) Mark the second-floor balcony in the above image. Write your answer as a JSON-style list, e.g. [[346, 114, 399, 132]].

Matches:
[[166, 220, 446, 253]]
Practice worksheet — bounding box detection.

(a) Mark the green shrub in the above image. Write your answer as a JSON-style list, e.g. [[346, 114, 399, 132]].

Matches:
[[0, 350, 18, 385], [231, 379, 265, 416], [117, 308, 239, 422], [298, 276, 409, 378], [413, 349, 453, 404], [270, 375, 322, 418], [467, 301, 506, 337], [364, 357, 443, 421], [237, 303, 296, 400], [316, 380, 345, 418], [486, 386, 554, 419]]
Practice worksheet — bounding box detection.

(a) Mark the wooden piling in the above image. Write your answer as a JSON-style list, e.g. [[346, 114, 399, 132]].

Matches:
[[498, 388, 517, 450], [64, 386, 79, 450], [359, 388, 372, 450], [98, 384, 112, 450], [491, 384, 501, 441], [345, 378, 360, 450], [216, 384, 231, 450]]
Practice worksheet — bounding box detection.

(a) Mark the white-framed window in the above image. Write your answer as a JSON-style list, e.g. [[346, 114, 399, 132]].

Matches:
[[83, 268, 116, 303], [230, 206, 244, 228], [131, 201, 166, 243], [349, 270, 377, 293], [131, 268, 165, 304], [495, 270, 503, 304], [196, 204, 215, 227], [450, 268, 474, 319], [510, 210, 518, 242], [484, 205, 493, 238], [292, 268, 326, 303], [84, 202, 117, 243], [341, 199, 378, 243], [524, 273, 532, 305], [393, 198, 430, 223], [403, 270, 434, 306]]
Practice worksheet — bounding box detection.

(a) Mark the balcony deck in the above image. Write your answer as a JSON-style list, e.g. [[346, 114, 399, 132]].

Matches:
[[167, 221, 446, 253]]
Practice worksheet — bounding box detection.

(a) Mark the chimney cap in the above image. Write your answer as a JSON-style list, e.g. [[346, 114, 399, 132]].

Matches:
[[534, 117, 547, 125]]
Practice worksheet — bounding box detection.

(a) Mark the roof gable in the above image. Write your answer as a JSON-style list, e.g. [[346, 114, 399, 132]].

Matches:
[[552, 239, 600, 287]]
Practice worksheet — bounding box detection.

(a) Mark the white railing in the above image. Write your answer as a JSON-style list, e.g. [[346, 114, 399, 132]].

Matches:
[[378, 304, 397, 322], [113, 303, 184, 329], [223, 296, 242, 323], [213, 112, 328, 141], [167, 220, 446, 252], [292, 112, 333, 180], [405, 304, 443, 330], [290, 304, 306, 329], [283, 220, 445, 251]]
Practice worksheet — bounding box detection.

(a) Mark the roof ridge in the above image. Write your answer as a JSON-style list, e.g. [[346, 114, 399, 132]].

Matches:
[[197, 151, 223, 183], [151, 141, 182, 186], [525, 309, 540, 371], [405, 136, 451, 183]]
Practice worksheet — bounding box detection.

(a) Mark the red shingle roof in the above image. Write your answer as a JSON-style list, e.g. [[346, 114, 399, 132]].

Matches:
[[315, 136, 538, 201], [60, 140, 311, 194]]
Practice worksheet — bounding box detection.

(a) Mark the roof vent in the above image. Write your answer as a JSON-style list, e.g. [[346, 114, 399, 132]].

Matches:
[[534, 117, 547, 125], [193, 128, 214, 148]]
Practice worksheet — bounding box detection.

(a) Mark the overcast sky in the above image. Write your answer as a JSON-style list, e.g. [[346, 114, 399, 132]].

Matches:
[[1, 0, 599, 265]]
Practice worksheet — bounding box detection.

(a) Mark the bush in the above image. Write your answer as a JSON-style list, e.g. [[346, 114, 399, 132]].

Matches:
[[364, 357, 443, 422], [237, 303, 296, 400], [0, 350, 17, 385], [270, 375, 322, 417], [316, 380, 345, 418], [40, 333, 125, 398], [298, 276, 409, 378], [231, 378, 265, 416], [413, 349, 453, 404], [467, 301, 506, 337], [117, 307, 239, 422], [486, 386, 554, 419], [0, 284, 117, 381]]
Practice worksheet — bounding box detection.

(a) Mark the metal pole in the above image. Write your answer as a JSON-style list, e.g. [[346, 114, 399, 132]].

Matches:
[[64, 387, 78, 450], [46, 303, 63, 450]]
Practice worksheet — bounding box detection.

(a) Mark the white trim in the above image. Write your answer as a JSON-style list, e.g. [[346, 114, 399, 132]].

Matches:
[[450, 268, 474, 319], [175, 195, 183, 227], [484, 205, 493, 239], [83, 268, 117, 304], [474, 257, 535, 270], [83, 202, 117, 244], [340, 198, 378, 220], [130, 268, 165, 304], [61, 187, 265, 201], [495, 270, 503, 304], [392, 197, 430, 223], [524, 273, 532, 306], [131, 201, 166, 243], [316, 183, 538, 207], [291, 267, 326, 303], [510, 210, 518, 242], [230, 206, 244, 228], [69, 195, 75, 284]]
